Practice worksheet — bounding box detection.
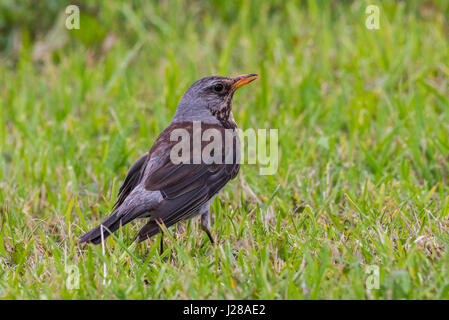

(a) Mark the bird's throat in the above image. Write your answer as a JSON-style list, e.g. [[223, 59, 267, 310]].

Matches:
[[209, 98, 237, 129]]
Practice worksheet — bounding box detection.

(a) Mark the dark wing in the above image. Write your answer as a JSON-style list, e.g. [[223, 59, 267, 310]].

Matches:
[[136, 122, 239, 241], [113, 153, 149, 209], [137, 163, 239, 241]]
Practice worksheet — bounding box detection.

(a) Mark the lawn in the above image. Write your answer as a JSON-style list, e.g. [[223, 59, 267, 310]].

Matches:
[[1, 0, 449, 299]]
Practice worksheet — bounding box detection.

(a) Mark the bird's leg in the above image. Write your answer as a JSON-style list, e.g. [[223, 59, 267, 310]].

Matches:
[[154, 218, 166, 256], [201, 210, 215, 244], [159, 231, 164, 255]]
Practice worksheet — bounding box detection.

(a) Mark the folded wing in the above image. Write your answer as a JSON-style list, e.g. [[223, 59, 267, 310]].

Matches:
[[137, 121, 239, 241]]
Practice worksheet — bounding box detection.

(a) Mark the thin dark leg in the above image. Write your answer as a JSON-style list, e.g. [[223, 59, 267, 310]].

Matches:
[[205, 229, 215, 245], [160, 232, 164, 255], [201, 211, 215, 245]]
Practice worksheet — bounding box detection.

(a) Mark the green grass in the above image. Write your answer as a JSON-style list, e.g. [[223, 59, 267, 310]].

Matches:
[[1, 0, 449, 299]]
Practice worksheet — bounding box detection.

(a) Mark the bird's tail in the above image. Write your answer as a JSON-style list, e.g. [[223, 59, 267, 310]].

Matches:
[[79, 211, 127, 245], [79, 203, 151, 245]]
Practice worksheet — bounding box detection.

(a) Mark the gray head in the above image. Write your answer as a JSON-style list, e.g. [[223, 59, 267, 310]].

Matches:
[[172, 74, 258, 125]]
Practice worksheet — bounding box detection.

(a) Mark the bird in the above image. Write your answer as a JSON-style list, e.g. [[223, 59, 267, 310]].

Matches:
[[79, 73, 258, 250]]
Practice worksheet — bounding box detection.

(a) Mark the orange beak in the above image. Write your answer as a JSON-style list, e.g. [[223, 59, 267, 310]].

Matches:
[[232, 73, 258, 89]]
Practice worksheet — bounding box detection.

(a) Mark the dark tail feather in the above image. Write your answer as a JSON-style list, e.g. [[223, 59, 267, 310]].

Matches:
[[80, 204, 151, 245], [79, 211, 125, 245]]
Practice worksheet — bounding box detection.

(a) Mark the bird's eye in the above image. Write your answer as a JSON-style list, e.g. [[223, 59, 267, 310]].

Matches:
[[213, 83, 225, 93]]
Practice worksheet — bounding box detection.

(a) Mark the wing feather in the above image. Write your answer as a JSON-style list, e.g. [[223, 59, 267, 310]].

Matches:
[[113, 153, 149, 209], [136, 122, 240, 241]]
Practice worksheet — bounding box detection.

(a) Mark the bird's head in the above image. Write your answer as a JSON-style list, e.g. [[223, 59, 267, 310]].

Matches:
[[172, 74, 258, 125]]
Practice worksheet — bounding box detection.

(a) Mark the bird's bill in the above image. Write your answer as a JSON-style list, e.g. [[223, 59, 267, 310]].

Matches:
[[232, 73, 258, 89]]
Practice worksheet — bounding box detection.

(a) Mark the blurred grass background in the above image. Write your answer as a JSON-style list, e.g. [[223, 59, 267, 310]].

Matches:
[[1, 0, 449, 299]]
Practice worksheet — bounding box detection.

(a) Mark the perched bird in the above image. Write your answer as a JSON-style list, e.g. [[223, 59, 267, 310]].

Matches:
[[79, 74, 258, 249]]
